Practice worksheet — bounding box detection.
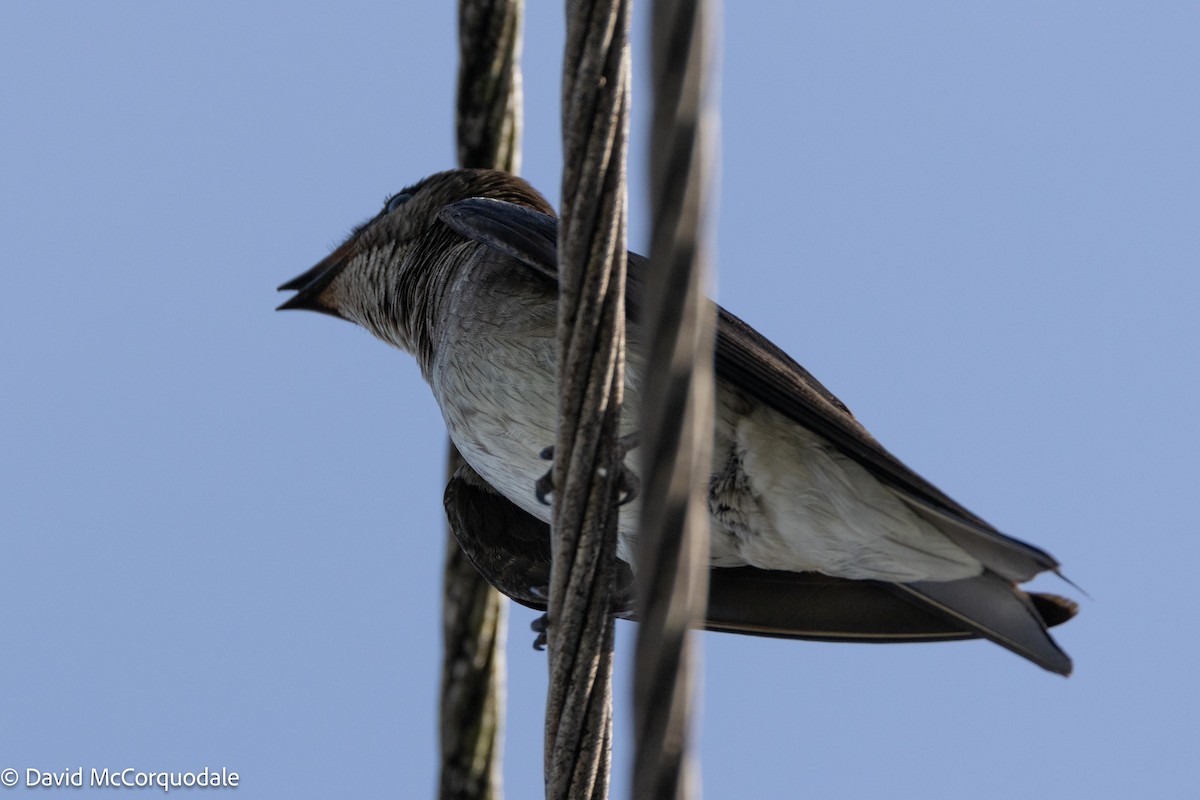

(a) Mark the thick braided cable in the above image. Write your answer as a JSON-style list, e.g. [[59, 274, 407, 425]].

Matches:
[[544, 1, 631, 798]]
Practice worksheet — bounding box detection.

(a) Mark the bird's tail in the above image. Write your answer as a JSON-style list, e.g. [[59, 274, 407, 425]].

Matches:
[[700, 567, 1075, 669], [893, 573, 1074, 675]]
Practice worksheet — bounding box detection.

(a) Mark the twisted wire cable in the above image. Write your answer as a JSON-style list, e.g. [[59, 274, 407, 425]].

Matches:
[[440, 3, 524, 797], [544, 1, 631, 797], [632, 2, 717, 795]]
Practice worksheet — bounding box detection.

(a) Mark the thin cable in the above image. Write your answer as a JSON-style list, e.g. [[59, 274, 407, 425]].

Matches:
[[632, 1, 717, 798], [440, 3, 523, 798]]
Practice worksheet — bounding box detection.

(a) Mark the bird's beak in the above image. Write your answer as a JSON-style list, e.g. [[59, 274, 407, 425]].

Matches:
[[276, 238, 355, 319]]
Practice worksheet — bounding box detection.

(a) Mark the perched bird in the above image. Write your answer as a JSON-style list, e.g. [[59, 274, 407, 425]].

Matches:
[[279, 169, 1077, 674]]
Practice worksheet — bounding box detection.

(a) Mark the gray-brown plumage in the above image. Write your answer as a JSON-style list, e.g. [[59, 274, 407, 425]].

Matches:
[[279, 169, 1077, 674]]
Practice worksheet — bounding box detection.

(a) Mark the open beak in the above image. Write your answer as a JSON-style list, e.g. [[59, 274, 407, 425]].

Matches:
[[276, 237, 356, 319]]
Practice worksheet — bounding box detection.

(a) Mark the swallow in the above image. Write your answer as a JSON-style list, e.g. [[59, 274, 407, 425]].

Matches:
[[279, 169, 1076, 674]]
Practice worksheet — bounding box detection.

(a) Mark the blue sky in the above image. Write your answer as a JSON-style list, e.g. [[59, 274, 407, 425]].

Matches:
[[2, 2, 1197, 797]]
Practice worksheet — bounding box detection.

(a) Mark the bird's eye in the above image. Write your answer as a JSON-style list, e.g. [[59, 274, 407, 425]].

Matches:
[[384, 192, 412, 213]]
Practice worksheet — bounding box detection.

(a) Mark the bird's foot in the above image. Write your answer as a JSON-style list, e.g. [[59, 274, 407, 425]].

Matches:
[[534, 433, 641, 506]]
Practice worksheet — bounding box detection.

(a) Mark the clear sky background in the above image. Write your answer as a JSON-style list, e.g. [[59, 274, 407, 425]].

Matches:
[[2, 2, 1197, 798]]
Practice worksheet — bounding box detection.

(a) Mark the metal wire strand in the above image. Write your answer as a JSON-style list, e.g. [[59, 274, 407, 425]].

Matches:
[[544, 1, 631, 798], [632, 1, 717, 798], [440, 2, 523, 798], [457, 0, 523, 174]]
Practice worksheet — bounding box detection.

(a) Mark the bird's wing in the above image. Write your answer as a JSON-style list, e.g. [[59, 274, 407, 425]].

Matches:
[[443, 460, 556, 610], [444, 460, 1076, 643], [711, 304, 1058, 582], [440, 197, 1060, 582]]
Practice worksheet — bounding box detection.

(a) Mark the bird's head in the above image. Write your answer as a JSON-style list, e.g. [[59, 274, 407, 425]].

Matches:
[[277, 169, 553, 352]]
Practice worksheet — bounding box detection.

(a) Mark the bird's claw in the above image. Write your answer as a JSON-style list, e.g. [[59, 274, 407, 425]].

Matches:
[[616, 464, 639, 505], [614, 432, 640, 505], [530, 613, 549, 651], [535, 446, 556, 505]]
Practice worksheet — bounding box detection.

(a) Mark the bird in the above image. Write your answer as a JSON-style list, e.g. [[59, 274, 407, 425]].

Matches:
[[278, 168, 1077, 675]]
